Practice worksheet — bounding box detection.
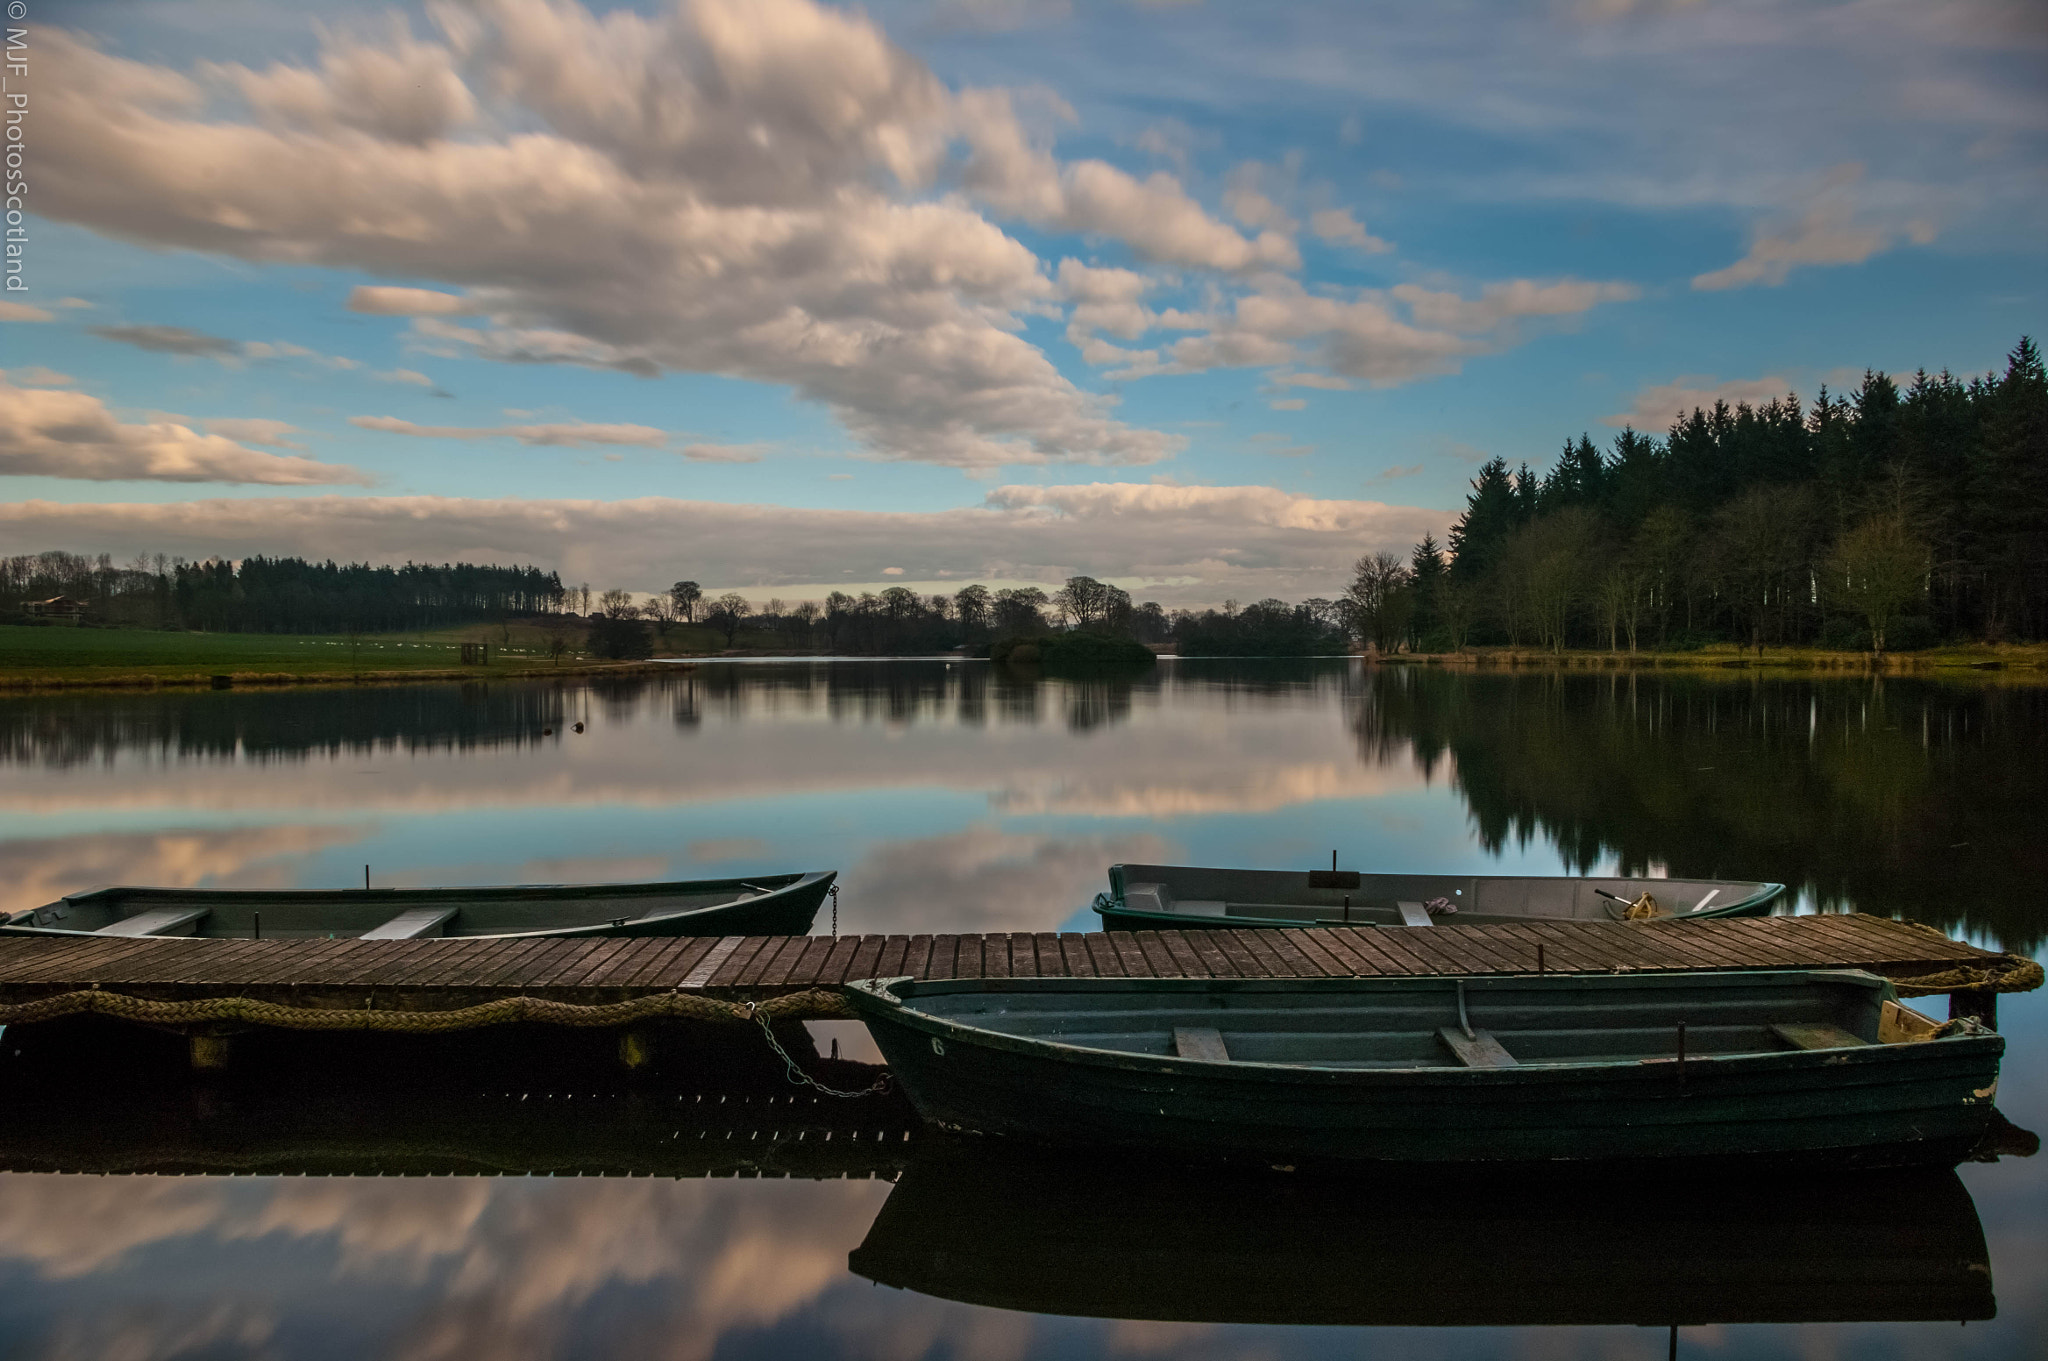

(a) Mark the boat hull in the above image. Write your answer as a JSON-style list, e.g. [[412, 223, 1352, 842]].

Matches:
[[844, 974, 2002, 1169], [1096, 863, 1784, 930], [0, 871, 834, 940]]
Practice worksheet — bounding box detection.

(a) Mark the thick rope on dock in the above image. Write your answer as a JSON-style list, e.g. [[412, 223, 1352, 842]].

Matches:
[[0, 987, 857, 1031], [1887, 955, 2043, 998]]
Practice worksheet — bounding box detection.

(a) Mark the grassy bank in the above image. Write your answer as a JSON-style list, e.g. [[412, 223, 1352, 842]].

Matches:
[[1376, 641, 2048, 673], [0, 623, 685, 690]]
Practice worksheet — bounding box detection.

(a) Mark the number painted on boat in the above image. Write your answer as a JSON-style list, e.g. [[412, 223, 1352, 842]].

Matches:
[[930, 1037, 946, 1056]]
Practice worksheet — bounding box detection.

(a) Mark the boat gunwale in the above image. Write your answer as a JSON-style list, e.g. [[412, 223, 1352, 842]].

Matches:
[[842, 971, 2002, 1089], [1, 870, 837, 939], [1097, 864, 1787, 929]]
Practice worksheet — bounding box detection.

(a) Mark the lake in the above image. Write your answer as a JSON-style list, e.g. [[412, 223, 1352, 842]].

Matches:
[[0, 660, 2041, 1359]]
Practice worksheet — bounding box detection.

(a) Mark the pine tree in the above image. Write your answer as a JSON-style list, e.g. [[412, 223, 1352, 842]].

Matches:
[[1409, 533, 1447, 646], [1970, 337, 2048, 638], [1448, 458, 1519, 582]]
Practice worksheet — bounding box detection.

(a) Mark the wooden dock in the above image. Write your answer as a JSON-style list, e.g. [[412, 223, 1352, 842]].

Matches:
[[0, 913, 2032, 1029]]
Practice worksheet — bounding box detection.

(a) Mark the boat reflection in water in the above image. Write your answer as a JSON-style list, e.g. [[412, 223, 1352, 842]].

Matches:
[[851, 1139, 1999, 1328]]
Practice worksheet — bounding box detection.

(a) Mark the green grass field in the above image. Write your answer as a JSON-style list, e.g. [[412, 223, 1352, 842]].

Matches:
[[0, 622, 612, 684], [0, 617, 802, 685]]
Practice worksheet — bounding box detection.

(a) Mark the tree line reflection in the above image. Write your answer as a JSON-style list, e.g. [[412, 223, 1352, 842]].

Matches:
[[1, 660, 1363, 766], [1356, 668, 2048, 951]]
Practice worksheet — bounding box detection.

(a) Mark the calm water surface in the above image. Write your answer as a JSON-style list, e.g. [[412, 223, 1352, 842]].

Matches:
[[0, 660, 2041, 1359]]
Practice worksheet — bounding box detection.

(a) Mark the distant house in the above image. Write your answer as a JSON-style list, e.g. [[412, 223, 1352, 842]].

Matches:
[[22, 595, 86, 623]]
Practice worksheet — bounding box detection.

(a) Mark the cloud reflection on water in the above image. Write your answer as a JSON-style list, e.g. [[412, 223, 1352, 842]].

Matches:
[[845, 827, 1174, 934], [0, 1174, 896, 1361], [0, 825, 372, 919]]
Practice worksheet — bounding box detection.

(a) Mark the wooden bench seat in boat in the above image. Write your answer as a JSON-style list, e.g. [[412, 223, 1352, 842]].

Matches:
[[95, 907, 210, 937], [1173, 1027, 1231, 1062], [1770, 1022, 1869, 1051], [1438, 1027, 1518, 1068], [359, 906, 461, 940]]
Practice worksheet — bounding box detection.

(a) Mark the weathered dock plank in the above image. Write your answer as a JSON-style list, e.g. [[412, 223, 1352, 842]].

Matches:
[[0, 915, 2031, 1027]]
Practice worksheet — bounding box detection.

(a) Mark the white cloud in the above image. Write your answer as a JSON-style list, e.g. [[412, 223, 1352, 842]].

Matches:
[[217, 26, 477, 146], [376, 368, 436, 387], [200, 417, 306, 450], [1133, 118, 1196, 172], [5, 367, 74, 386], [89, 323, 240, 358], [349, 415, 669, 446], [1224, 185, 1297, 235], [1692, 164, 1929, 290], [1390, 278, 1640, 332], [1604, 374, 1797, 430], [957, 87, 1299, 273], [243, 340, 360, 370], [1107, 273, 1634, 387], [348, 286, 477, 316], [1309, 206, 1393, 253], [0, 302, 54, 322], [1269, 397, 1307, 410], [0, 380, 367, 484], [87, 324, 367, 371], [33, 3, 1208, 471], [0, 482, 1452, 606], [680, 442, 768, 463], [1270, 371, 1353, 390]]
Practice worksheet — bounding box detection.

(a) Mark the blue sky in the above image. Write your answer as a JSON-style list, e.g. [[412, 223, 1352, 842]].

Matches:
[[2, 0, 2042, 605]]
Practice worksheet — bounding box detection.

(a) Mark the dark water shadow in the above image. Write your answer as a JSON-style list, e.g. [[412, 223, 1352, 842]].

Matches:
[[0, 1016, 912, 1179], [852, 1137, 1998, 1328]]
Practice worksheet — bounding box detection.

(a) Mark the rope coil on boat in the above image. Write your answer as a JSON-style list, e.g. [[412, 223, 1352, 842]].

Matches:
[[1886, 956, 2043, 997], [0, 986, 859, 1031]]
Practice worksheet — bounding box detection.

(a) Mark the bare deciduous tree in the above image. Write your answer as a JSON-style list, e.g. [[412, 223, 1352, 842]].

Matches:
[[705, 592, 752, 646], [1825, 511, 1927, 654], [1344, 552, 1413, 653], [953, 584, 991, 634]]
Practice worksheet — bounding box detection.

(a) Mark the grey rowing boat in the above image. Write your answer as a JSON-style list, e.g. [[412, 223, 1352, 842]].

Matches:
[[1094, 862, 1784, 930], [1, 871, 835, 940]]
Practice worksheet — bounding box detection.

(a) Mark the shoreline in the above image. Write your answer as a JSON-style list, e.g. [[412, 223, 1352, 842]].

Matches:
[[6, 643, 2046, 692], [1367, 644, 2048, 674], [0, 659, 687, 694]]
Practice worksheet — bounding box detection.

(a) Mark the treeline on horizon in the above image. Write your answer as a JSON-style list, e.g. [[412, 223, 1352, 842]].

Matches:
[[2, 554, 565, 634], [1, 549, 1345, 658], [7, 336, 2040, 657], [1370, 335, 2048, 654], [581, 578, 1344, 657]]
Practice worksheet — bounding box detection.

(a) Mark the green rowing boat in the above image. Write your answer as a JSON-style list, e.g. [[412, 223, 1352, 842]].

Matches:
[[1, 871, 835, 940], [1094, 862, 1784, 930], [842, 970, 2002, 1168]]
